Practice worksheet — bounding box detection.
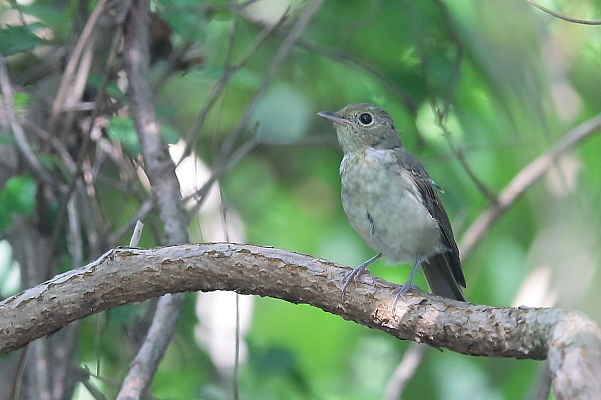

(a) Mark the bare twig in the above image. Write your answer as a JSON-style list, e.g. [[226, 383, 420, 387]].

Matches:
[[179, 7, 289, 165], [67, 192, 83, 268], [183, 1, 322, 222], [460, 114, 601, 259], [119, 0, 190, 398], [406, 0, 495, 201], [186, 137, 257, 222], [47, 0, 108, 135], [241, 11, 418, 115], [296, 40, 418, 115], [117, 293, 184, 400], [123, 0, 187, 246], [445, 135, 497, 202], [129, 220, 144, 247], [23, 120, 77, 173], [384, 343, 426, 400], [0, 54, 57, 187], [109, 199, 155, 244], [215, 0, 324, 166], [524, 0, 601, 25]]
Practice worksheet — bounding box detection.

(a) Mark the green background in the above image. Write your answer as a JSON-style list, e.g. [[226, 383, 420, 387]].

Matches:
[[1, 0, 600, 399]]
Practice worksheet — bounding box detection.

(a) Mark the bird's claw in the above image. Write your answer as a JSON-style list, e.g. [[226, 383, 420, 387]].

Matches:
[[340, 253, 382, 300], [341, 266, 367, 299], [391, 283, 419, 310]]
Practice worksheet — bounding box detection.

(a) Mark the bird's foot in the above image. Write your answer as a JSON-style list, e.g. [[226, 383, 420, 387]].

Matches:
[[389, 259, 424, 310], [341, 265, 367, 299], [341, 253, 383, 299], [391, 283, 420, 310]]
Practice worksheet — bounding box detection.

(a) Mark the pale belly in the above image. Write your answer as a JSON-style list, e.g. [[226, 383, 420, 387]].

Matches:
[[340, 151, 443, 265]]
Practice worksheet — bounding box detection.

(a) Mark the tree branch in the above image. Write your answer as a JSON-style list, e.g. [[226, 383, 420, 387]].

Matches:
[[524, 0, 601, 25], [123, 0, 188, 246], [460, 113, 601, 259], [0, 243, 599, 398], [121, 0, 189, 398]]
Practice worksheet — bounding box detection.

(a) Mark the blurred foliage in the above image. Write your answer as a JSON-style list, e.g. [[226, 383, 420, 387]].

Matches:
[[0, 22, 50, 55], [1, 0, 601, 399], [0, 175, 37, 231]]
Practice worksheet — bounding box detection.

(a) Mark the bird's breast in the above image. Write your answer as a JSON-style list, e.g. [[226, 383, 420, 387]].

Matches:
[[339, 149, 442, 264]]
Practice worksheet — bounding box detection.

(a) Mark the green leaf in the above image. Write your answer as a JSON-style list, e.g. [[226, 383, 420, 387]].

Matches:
[[0, 175, 37, 232], [160, 123, 180, 144], [12, 92, 31, 106], [0, 133, 16, 146], [4, 175, 37, 216], [106, 116, 140, 157], [19, 4, 73, 41], [0, 24, 49, 56], [0, 204, 11, 232], [87, 72, 126, 101], [107, 117, 180, 156]]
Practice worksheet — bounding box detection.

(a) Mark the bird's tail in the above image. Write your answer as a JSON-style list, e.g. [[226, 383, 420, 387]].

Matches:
[[422, 252, 466, 301]]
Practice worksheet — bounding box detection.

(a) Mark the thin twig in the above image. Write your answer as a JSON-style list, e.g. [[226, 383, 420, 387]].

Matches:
[[296, 39, 418, 115], [109, 200, 154, 245], [178, 8, 289, 165], [444, 131, 497, 202], [186, 137, 257, 223], [215, 0, 324, 167], [0, 54, 57, 187], [183, 2, 321, 221], [406, 0, 495, 201], [67, 194, 83, 268], [524, 0, 601, 25], [233, 293, 240, 400], [434, 0, 497, 201], [460, 114, 601, 259], [384, 343, 427, 400], [47, 0, 108, 135], [57, 43, 94, 141], [47, 28, 124, 275], [128, 221, 144, 247]]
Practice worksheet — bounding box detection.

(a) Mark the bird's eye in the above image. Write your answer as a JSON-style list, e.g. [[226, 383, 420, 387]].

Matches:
[[358, 113, 373, 125]]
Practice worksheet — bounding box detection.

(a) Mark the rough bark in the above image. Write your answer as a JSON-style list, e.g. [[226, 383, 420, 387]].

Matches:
[[0, 243, 599, 399]]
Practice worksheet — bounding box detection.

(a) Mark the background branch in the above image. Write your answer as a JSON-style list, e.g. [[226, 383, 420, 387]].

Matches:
[[524, 0, 601, 25], [120, 0, 189, 398], [460, 114, 601, 259]]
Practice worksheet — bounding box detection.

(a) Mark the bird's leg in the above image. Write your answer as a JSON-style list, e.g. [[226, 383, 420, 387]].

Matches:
[[341, 253, 383, 298], [391, 258, 423, 310]]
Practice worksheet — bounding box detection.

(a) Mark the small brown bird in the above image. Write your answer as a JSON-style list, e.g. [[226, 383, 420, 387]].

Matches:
[[318, 103, 466, 303]]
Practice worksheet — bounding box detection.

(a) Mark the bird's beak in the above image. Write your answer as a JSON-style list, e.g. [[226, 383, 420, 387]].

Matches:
[[317, 111, 349, 125]]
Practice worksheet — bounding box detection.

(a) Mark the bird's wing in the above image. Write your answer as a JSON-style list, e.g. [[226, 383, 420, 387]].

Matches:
[[394, 148, 466, 292]]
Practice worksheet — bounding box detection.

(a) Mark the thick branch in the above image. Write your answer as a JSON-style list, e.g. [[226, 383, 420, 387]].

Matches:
[[0, 243, 599, 398], [0, 243, 587, 359]]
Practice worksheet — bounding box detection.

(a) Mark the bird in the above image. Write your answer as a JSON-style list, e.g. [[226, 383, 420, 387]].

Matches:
[[317, 103, 466, 304]]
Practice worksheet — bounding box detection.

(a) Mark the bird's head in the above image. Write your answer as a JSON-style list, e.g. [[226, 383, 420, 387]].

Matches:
[[318, 103, 401, 154]]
